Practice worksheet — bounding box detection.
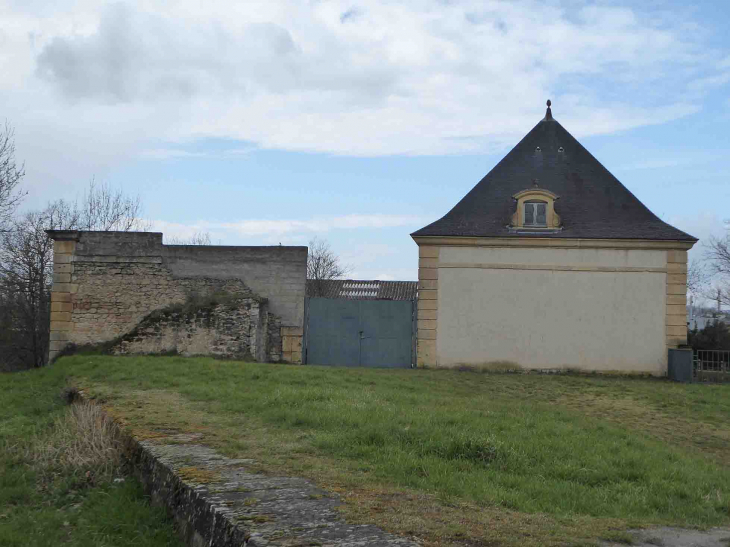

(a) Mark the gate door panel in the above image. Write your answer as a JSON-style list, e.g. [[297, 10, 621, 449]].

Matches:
[[305, 298, 413, 368]]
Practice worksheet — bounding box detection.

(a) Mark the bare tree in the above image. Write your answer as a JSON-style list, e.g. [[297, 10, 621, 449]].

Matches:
[[0, 121, 26, 229], [706, 231, 730, 308], [0, 180, 148, 370], [0, 210, 54, 370], [687, 260, 710, 296], [65, 178, 148, 231], [166, 231, 212, 245], [306, 237, 350, 297]]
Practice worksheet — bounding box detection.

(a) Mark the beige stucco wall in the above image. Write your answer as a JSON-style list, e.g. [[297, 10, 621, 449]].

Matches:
[[415, 239, 691, 374]]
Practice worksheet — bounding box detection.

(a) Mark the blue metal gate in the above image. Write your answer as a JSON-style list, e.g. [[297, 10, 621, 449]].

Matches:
[[304, 298, 415, 367]]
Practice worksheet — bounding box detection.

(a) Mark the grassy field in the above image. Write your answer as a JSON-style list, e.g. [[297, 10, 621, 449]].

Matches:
[[0, 365, 183, 547], [8, 355, 730, 546]]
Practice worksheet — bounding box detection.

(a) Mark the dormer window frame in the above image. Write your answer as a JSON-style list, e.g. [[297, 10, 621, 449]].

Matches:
[[511, 188, 561, 230]]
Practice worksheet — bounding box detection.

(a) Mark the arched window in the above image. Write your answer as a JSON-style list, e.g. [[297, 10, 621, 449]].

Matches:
[[511, 189, 561, 230]]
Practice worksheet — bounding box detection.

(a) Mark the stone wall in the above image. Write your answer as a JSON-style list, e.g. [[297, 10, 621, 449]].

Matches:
[[113, 297, 270, 361], [47, 230, 307, 364]]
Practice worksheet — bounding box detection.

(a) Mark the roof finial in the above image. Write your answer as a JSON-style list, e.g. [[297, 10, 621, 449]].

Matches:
[[544, 99, 553, 121]]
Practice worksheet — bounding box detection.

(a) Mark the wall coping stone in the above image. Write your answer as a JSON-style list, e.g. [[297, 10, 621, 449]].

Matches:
[[73, 392, 420, 546]]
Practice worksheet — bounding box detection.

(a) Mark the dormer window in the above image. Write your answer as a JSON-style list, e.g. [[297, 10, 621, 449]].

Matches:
[[524, 201, 547, 227], [511, 188, 561, 230]]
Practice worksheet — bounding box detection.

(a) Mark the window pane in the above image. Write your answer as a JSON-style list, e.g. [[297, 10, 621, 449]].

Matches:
[[524, 203, 534, 225], [536, 203, 546, 225]]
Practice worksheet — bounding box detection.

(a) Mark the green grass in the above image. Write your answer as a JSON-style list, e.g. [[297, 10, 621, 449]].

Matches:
[[0, 366, 183, 547], [9, 355, 730, 546]]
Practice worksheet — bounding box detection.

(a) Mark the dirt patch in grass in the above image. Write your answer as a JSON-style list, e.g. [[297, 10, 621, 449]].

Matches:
[[559, 393, 730, 466]]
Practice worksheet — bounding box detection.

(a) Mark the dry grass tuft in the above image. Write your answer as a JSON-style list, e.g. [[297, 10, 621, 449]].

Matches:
[[28, 401, 124, 483]]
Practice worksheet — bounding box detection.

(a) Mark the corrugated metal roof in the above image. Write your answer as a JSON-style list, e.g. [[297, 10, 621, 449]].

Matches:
[[306, 279, 418, 300]]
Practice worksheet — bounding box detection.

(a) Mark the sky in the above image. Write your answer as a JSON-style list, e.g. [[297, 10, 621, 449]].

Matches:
[[2, 0, 729, 282]]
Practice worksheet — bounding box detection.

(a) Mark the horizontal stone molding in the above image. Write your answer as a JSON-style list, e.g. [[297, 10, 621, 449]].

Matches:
[[437, 262, 668, 274], [412, 236, 695, 251]]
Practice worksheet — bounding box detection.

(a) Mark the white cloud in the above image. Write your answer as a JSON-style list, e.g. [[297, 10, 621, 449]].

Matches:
[[2, 0, 726, 175], [150, 213, 425, 243]]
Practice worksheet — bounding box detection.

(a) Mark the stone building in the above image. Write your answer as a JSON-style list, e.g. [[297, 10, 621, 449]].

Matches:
[[47, 231, 306, 363], [412, 102, 697, 374]]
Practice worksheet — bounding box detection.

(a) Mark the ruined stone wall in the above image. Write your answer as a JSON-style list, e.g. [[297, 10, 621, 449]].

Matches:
[[47, 230, 306, 363], [113, 298, 268, 361]]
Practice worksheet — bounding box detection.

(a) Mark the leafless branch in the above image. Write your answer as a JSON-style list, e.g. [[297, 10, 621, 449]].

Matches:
[[306, 237, 350, 297], [166, 231, 212, 245], [0, 121, 26, 229], [705, 231, 730, 308]]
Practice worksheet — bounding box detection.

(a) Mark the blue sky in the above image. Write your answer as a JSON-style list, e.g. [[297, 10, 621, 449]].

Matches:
[[3, 0, 729, 280]]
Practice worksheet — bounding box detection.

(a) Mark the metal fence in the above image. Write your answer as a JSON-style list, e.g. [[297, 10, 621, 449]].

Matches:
[[693, 350, 730, 382]]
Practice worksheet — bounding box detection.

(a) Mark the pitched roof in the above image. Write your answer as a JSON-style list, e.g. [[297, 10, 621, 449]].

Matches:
[[306, 279, 418, 300], [412, 105, 696, 242]]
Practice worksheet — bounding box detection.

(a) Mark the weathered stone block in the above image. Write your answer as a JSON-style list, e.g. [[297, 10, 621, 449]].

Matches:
[[49, 340, 70, 352], [666, 305, 687, 317], [51, 302, 73, 313], [418, 279, 437, 290], [666, 294, 687, 306], [666, 314, 688, 327], [418, 268, 438, 280], [666, 325, 687, 337], [667, 250, 688, 264], [54, 240, 77, 254], [666, 283, 687, 295], [418, 329, 437, 340], [51, 292, 72, 303], [418, 246, 439, 258], [53, 273, 71, 284], [419, 300, 438, 310], [51, 311, 72, 322], [417, 309, 437, 320], [419, 289, 438, 300], [667, 263, 688, 274]]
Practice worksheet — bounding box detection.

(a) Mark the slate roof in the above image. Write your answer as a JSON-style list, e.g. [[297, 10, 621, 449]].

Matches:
[[412, 105, 696, 242], [306, 279, 418, 300]]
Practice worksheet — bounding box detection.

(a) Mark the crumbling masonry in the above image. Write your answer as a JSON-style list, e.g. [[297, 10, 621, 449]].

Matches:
[[47, 231, 306, 364]]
